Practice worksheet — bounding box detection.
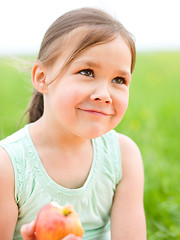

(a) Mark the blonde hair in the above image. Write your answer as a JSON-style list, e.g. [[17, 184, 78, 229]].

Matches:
[[25, 7, 136, 123]]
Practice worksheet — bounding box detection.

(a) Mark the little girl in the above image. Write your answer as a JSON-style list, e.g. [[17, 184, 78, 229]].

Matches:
[[0, 7, 146, 240]]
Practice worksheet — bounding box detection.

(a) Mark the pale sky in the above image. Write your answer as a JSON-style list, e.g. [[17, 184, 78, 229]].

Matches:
[[0, 0, 180, 55]]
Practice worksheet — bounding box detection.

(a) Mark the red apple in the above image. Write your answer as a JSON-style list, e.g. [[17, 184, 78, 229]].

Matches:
[[35, 202, 84, 240]]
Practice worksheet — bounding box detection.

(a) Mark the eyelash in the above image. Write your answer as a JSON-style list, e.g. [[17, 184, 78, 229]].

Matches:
[[78, 69, 94, 77], [112, 77, 126, 85], [78, 69, 126, 85]]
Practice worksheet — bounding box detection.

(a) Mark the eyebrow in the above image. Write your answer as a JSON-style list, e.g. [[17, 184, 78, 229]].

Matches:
[[73, 59, 101, 68], [73, 59, 132, 78]]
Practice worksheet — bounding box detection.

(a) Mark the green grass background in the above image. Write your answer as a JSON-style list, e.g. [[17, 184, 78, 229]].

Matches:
[[0, 52, 180, 239]]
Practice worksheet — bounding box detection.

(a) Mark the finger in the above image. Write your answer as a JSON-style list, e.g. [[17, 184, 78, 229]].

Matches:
[[20, 220, 36, 240], [63, 234, 82, 240]]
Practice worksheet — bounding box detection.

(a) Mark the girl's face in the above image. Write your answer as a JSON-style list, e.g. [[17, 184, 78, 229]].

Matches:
[[43, 35, 132, 139]]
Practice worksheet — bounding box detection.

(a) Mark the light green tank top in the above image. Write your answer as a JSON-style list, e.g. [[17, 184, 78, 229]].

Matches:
[[0, 124, 122, 240]]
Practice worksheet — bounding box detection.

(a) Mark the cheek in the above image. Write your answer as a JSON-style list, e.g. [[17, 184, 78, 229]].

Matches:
[[53, 85, 85, 113], [115, 92, 129, 117], [63, 88, 85, 105]]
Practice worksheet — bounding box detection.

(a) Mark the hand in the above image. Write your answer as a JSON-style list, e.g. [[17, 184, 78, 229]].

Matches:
[[62, 235, 82, 240], [20, 221, 36, 240], [20, 221, 82, 240]]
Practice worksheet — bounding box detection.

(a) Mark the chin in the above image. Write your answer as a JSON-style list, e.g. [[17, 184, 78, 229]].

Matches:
[[83, 128, 110, 139]]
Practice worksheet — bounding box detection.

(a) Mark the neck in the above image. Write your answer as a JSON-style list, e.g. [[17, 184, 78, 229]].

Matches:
[[29, 117, 91, 152]]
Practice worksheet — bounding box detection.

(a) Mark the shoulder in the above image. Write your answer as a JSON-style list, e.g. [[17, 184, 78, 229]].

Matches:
[[0, 126, 28, 159], [115, 132, 144, 191], [0, 147, 15, 193], [0, 126, 27, 144], [0, 130, 20, 200], [117, 132, 141, 157], [0, 147, 18, 238], [0, 147, 13, 172], [116, 133, 143, 173], [0, 146, 17, 211]]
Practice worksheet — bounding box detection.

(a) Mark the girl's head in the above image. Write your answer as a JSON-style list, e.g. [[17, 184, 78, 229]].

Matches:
[[26, 7, 136, 123]]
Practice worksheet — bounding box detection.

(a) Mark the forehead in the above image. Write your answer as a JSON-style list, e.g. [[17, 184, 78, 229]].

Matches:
[[61, 27, 93, 56], [58, 25, 119, 60], [50, 28, 131, 76], [71, 35, 132, 74]]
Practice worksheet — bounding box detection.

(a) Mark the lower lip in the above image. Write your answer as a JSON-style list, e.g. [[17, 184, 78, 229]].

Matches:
[[79, 109, 109, 116]]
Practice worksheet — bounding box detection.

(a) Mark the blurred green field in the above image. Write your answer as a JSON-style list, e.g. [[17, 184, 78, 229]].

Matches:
[[0, 52, 180, 239], [116, 51, 180, 239]]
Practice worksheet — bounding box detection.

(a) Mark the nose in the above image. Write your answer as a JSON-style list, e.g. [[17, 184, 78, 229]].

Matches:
[[90, 83, 112, 104]]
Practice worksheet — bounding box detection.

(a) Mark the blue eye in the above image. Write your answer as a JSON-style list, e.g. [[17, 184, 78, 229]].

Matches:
[[112, 77, 126, 85], [79, 69, 94, 77]]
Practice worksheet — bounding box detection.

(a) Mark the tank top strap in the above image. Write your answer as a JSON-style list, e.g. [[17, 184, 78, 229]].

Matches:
[[95, 130, 122, 186]]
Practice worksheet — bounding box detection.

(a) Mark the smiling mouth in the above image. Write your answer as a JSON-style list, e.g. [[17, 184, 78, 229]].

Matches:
[[78, 108, 111, 116]]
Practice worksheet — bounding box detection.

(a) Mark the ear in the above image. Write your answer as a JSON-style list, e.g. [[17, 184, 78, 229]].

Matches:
[[32, 63, 48, 94]]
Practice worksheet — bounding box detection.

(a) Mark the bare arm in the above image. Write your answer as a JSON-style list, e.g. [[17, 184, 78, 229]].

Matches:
[[0, 147, 18, 239], [111, 134, 146, 240]]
